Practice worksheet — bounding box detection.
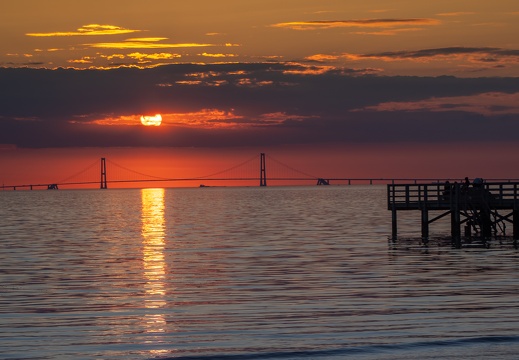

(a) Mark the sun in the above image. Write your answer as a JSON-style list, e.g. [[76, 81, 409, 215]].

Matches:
[[141, 114, 162, 126]]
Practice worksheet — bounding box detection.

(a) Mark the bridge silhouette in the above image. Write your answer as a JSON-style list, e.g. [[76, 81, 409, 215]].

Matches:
[[2, 153, 518, 190]]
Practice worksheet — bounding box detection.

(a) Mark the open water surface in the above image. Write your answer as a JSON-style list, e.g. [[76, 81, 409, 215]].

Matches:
[[1, 186, 519, 359]]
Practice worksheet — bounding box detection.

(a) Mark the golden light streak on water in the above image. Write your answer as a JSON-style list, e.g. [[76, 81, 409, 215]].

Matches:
[[141, 188, 168, 352]]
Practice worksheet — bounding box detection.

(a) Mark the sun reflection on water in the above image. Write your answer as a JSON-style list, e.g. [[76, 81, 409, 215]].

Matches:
[[141, 188, 168, 347]]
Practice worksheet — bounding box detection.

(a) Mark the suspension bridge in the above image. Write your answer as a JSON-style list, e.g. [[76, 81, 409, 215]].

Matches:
[[1, 153, 518, 190], [0, 153, 328, 190]]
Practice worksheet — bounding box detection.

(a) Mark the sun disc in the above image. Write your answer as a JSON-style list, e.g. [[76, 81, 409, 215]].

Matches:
[[141, 114, 162, 126]]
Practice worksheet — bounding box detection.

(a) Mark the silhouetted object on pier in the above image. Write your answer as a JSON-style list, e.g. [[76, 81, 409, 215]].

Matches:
[[388, 179, 519, 248], [317, 178, 330, 185], [47, 184, 59, 190]]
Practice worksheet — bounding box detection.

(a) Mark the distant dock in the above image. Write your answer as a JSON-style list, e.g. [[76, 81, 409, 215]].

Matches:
[[388, 181, 519, 247]]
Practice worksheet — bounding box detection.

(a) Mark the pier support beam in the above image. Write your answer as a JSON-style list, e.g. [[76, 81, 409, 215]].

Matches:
[[480, 209, 492, 238], [451, 184, 461, 247], [421, 208, 429, 241], [451, 210, 461, 248], [513, 209, 519, 240], [391, 206, 397, 240]]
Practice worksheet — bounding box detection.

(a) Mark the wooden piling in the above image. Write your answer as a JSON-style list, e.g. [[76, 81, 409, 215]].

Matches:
[[392, 205, 397, 240], [514, 208, 519, 240], [421, 207, 429, 240]]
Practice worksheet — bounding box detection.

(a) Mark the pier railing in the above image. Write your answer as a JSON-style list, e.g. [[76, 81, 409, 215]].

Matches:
[[387, 182, 519, 210]]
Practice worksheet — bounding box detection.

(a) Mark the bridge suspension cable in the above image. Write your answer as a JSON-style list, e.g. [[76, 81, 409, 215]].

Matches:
[[197, 154, 259, 179], [106, 159, 171, 180], [57, 159, 100, 184], [265, 154, 318, 179]]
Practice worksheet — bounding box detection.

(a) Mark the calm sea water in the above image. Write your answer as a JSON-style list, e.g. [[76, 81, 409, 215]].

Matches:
[[1, 186, 519, 359]]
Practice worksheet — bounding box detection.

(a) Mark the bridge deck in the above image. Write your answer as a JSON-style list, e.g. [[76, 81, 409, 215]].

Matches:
[[388, 182, 519, 210]]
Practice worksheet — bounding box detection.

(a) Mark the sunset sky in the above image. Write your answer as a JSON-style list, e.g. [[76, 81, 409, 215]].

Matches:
[[1, 0, 519, 187]]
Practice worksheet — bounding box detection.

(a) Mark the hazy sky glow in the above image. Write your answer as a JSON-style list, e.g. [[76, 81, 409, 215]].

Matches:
[[1, 0, 519, 186]]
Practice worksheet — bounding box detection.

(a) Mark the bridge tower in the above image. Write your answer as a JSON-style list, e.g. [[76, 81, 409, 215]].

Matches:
[[100, 157, 107, 189], [260, 153, 267, 187]]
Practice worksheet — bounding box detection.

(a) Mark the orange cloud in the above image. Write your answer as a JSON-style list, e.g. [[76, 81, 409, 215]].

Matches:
[[74, 109, 318, 129], [305, 54, 340, 62], [84, 110, 244, 128], [271, 18, 440, 30], [77, 114, 140, 126], [282, 63, 337, 75], [166, 109, 244, 127], [27, 24, 140, 37]]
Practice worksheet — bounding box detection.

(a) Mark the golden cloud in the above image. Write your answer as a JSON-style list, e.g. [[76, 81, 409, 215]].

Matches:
[[68, 57, 94, 64], [101, 54, 126, 60], [200, 52, 238, 58], [27, 24, 140, 37], [124, 37, 169, 42], [128, 52, 181, 60], [89, 41, 215, 49], [271, 18, 440, 30]]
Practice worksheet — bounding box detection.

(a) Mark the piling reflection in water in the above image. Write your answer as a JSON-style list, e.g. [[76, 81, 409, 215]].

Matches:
[[141, 188, 167, 341]]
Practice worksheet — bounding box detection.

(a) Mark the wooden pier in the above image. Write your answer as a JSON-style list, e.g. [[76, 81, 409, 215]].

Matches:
[[388, 181, 519, 247]]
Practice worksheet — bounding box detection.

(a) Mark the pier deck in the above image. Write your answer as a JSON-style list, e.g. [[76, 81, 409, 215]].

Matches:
[[387, 181, 519, 246]]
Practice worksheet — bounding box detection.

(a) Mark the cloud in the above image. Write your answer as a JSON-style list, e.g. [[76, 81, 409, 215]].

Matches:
[[350, 27, 427, 36], [271, 18, 440, 30], [85, 110, 245, 128], [343, 47, 519, 66], [200, 52, 238, 58], [436, 12, 476, 17], [26, 24, 140, 37], [368, 9, 394, 13], [88, 41, 215, 49], [124, 37, 169, 42], [305, 54, 340, 62], [128, 52, 181, 61], [356, 92, 519, 116], [68, 57, 94, 64], [1, 63, 519, 148]]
